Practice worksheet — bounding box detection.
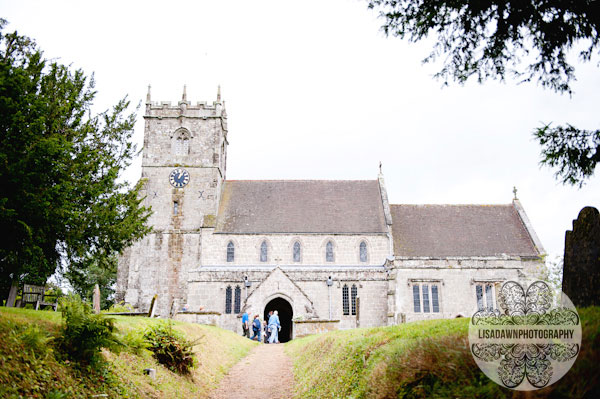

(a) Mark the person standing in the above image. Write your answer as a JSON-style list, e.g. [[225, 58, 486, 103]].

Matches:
[[250, 314, 262, 342], [241, 311, 250, 338], [268, 310, 281, 344]]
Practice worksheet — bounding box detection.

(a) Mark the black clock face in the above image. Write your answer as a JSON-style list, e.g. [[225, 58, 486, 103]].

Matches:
[[169, 168, 190, 188]]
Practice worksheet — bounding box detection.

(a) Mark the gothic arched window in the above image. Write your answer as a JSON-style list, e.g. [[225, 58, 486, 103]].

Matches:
[[234, 286, 241, 313], [359, 241, 368, 262], [260, 241, 268, 262], [342, 284, 349, 315], [225, 286, 232, 314], [351, 284, 358, 315], [293, 241, 301, 262], [227, 241, 235, 262], [326, 241, 334, 262]]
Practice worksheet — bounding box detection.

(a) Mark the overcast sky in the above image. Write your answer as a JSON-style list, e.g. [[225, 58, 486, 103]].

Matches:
[[2, 0, 598, 259]]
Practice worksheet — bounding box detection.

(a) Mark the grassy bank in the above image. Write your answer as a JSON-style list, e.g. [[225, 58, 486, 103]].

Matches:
[[0, 307, 256, 398], [286, 307, 600, 399]]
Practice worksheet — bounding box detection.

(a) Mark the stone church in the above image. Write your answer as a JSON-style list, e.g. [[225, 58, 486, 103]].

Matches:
[[116, 88, 545, 341]]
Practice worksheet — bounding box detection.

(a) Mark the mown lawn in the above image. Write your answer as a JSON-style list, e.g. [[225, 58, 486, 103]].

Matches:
[[286, 307, 600, 399], [0, 307, 256, 398]]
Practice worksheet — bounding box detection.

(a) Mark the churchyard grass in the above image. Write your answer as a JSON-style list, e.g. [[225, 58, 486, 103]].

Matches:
[[0, 307, 256, 398], [286, 307, 600, 399]]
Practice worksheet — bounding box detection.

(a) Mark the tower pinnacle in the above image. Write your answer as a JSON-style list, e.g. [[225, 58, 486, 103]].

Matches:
[[146, 84, 151, 103], [182, 84, 187, 102]]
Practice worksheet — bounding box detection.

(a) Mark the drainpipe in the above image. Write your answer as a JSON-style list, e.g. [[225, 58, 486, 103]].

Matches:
[[327, 275, 333, 320]]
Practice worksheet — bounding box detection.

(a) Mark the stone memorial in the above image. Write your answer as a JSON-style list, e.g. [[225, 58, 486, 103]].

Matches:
[[563, 206, 600, 307]]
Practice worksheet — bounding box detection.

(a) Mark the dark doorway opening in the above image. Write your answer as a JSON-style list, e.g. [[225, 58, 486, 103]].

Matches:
[[264, 297, 293, 342]]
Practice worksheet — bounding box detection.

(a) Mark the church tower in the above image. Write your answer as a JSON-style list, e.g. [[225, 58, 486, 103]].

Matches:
[[116, 86, 228, 315]]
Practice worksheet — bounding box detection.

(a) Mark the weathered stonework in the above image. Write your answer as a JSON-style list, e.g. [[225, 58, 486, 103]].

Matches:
[[116, 88, 545, 340]]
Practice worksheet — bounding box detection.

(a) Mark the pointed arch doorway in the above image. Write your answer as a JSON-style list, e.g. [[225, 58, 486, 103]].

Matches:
[[264, 297, 293, 342]]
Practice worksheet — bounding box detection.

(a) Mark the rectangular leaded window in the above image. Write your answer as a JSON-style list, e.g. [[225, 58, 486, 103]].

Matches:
[[234, 286, 241, 313], [476, 284, 484, 311], [422, 284, 430, 313], [485, 284, 494, 311], [351, 284, 358, 316], [413, 285, 421, 312], [431, 285, 440, 313], [225, 286, 232, 314], [342, 285, 350, 315]]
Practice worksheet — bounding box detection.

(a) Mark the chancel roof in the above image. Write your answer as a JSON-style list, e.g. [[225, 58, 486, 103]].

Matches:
[[215, 180, 388, 234], [390, 204, 540, 257]]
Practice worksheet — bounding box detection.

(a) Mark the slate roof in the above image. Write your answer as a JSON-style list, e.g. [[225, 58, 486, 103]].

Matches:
[[215, 180, 388, 234], [390, 204, 539, 257]]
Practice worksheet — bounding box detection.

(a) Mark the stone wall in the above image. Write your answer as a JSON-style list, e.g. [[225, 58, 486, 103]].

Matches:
[[294, 319, 340, 338], [201, 232, 390, 266], [393, 257, 541, 323]]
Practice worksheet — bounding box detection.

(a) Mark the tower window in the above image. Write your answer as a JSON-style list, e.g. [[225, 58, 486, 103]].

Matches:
[[234, 286, 241, 313], [326, 241, 334, 262], [227, 241, 235, 262], [173, 129, 191, 156], [173, 201, 179, 215], [342, 284, 349, 315], [260, 241, 268, 262], [293, 241, 301, 262], [359, 241, 368, 262], [351, 284, 358, 316], [225, 286, 232, 314]]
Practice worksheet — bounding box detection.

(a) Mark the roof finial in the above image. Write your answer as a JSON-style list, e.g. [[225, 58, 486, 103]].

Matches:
[[379, 161, 383, 175], [513, 186, 518, 200], [146, 84, 151, 103], [217, 84, 221, 102], [182, 84, 187, 102]]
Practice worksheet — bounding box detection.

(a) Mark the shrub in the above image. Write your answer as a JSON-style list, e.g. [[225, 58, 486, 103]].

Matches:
[[14, 324, 52, 358], [144, 322, 196, 374], [121, 329, 149, 355], [56, 295, 121, 364]]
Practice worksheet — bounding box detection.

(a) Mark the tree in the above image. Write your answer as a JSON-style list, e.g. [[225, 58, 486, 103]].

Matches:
[[368, 0, 600, 186], [0, 20, 152, 305]]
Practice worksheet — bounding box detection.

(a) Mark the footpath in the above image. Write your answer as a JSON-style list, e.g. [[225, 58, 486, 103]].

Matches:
[[209, 344, 295, 399]]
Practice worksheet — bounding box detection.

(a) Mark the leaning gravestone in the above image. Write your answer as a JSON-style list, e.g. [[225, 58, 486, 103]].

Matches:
[[563, 206, 600, 307], [93, 284, 101, 314]]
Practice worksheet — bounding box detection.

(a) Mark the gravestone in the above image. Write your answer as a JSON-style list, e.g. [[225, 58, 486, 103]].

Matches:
[[563, 206, 600, 307], [93, 284, 101, 314]]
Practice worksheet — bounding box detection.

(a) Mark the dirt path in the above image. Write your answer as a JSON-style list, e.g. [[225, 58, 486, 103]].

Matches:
[[209, 344, 295, 399]]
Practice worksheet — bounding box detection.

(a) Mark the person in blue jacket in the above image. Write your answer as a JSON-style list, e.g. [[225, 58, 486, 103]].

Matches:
[[268, 310, 281, 344], [250, 314, 262, 342]]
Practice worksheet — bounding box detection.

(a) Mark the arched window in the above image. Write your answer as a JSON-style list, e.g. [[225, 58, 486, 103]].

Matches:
[[342, 284, 349, 315], [234, 286, 241, 313], [227, 241, 235, 262], [351, 284, 358, 315], [174, 130, 190, 155], [293, 241, 301, 262], [326, 241, 334, 262], [225, 286, 232, 314], [359, 241, 368, 262], [260, 241, 268, 262]]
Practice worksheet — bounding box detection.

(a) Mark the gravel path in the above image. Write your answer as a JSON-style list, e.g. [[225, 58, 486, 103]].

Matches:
[[209, 344, 295, 399]]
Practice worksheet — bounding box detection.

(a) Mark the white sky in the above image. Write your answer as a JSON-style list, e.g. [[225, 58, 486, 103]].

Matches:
[[2, 0, 598, 259]]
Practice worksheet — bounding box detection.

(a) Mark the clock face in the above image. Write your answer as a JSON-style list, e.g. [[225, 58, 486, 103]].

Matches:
[[169, 168, 190, 188]]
